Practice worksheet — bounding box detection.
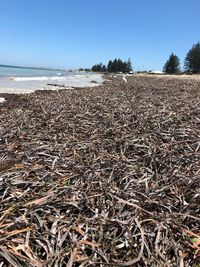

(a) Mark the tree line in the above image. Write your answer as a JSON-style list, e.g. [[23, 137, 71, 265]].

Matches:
[[90, 42, 200, 74], [164, 42, 200, 74], [92, 58, 133, 73]]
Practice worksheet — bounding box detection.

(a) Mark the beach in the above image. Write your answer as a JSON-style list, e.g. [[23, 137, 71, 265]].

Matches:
[[0, 74, 200, 266], [0, 74, 104, 94], [0, 65, 104, 94]]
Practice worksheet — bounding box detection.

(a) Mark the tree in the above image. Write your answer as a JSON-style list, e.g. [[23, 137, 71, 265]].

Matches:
[[127, 58, 133, 72], [102, 65, 107, 72], [184, 42, 200, 74], [91, 63, 103, 72], [93, 58, 133, 73], [112, 59, 118, 72], [106, 58, 133, 73], [163, 53, 180, 74], [107, 60, 113, 73]]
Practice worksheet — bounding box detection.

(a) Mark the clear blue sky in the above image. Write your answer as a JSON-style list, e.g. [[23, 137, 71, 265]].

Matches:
[[0, 0, 199, 70]]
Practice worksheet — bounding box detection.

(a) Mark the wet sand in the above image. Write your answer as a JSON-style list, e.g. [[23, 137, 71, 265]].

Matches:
[[0, 73, 104, 94]]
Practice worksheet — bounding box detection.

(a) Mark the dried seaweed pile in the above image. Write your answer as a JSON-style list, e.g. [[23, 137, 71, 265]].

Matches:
[[0, 75, 200, 266]]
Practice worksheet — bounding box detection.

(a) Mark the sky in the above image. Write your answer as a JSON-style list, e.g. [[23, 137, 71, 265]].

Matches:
[[0, 0, 199, 70]]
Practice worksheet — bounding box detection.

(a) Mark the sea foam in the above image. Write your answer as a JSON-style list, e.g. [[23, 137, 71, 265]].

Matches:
[[0, 74, 104, 94], [13, 76, 66, 81]]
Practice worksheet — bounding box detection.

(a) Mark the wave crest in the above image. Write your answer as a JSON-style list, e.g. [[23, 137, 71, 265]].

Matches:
[[12, 76, 67, 81]]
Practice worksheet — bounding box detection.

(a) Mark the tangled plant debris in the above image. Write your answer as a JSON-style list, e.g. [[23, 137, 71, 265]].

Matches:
[[0, 75, 200, 266]]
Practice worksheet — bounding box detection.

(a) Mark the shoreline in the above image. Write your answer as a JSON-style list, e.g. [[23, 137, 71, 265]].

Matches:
[[0, 73, 104, 94], [1, 73, 200, 95]]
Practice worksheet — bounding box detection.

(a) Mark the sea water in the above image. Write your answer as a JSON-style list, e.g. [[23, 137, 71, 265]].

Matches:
[[0, 65, 103, 93]]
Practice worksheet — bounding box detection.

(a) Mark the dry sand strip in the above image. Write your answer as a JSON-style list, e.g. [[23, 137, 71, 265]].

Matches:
[[0, 75, 200, 267]]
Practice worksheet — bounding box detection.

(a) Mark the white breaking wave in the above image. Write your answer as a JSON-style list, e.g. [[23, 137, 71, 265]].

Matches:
[[12, 74, 102, 82], [0, 74, 104, 94], [13, 76, 67, 81]]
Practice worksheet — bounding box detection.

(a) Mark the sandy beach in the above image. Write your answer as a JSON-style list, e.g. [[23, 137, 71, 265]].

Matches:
[[0, 73, 104, 94], [0, 75, 200, 266]]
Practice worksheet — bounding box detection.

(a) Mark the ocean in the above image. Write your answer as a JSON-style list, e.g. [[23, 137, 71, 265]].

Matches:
[[0, 65, 103, 93]]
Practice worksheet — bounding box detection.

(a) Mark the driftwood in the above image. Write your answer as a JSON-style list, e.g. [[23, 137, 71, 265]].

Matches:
[[0, 75, 200, 266]]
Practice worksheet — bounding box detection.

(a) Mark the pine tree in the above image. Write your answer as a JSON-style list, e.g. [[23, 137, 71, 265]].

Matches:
[[91, 65, 97, 72], [117, 59, 123, 72], [112, 59, 118, 72], [102, 65, 107, 72], [91, 63, 103, 72], [163, 53, 180, 74], [107, 60, 113, 73], [184, 42, 200, 74], [95, 58, 133, 73], [127, 58, 133, 72]]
